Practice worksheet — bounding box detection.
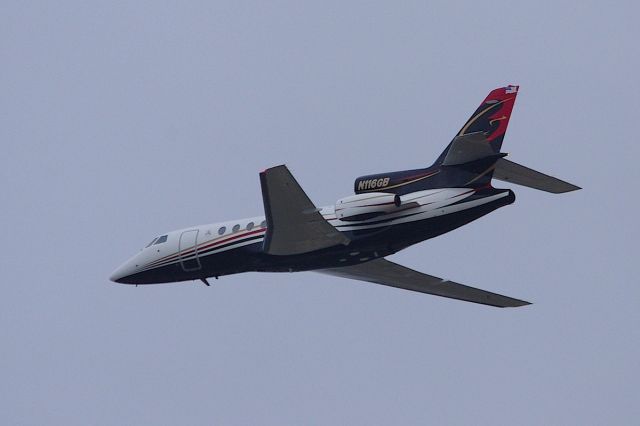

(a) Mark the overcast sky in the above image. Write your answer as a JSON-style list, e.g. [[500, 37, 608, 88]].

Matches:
[[2, 1, 638, 424]]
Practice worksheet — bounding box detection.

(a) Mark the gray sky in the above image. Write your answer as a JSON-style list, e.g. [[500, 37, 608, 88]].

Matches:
[[2, 1, 638, 424]]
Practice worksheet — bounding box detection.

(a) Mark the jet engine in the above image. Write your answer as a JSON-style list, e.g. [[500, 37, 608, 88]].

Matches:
[[335, 192, 402, 222]]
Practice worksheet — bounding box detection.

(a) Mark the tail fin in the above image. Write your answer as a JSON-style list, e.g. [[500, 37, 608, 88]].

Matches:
[[435, 85, 519, 165]]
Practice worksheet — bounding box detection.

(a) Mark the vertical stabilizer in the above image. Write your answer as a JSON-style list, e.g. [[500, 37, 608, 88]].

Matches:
[[435, 85, 519, 165]]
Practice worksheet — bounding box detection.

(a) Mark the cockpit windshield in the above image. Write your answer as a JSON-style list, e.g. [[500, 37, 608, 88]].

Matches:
[[145, 235, 168, 248]]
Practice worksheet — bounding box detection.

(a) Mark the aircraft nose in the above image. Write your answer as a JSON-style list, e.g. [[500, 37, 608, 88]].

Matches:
[[109, 269, 125, 283], [109, 266, 127, 283], [109, 260, 138, 284]]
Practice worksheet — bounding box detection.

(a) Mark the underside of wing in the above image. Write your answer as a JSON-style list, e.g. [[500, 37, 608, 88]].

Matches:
[[260, 165, 350, 255], [318, 258, 530, 308]]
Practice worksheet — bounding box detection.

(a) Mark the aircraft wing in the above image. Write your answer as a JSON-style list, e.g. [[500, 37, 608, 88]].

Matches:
[[317, 258, 530, 308], [260, 165, 350, 255]]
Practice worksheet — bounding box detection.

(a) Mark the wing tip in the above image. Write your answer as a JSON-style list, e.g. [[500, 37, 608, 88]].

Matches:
[[549, 182, 581, 194], [503, 300, 532, 308], [261, 164, 288, 174]]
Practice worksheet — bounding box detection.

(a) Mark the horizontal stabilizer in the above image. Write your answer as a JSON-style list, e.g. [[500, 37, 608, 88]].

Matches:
[[493, 158, 581, 193], [261, 165, 350, 255], [318, 258, 530, 308], [442, 132, 496, 166]]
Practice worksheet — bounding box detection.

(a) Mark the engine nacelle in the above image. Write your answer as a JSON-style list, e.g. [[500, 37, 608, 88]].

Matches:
[[335, 192, 401, 222]]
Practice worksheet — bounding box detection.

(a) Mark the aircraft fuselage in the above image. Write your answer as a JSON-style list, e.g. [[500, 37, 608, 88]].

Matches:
[[110, 187, 514, 285]]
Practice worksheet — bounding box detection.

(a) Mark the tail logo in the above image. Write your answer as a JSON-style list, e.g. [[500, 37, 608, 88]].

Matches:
[[489, 116, 508, 126]]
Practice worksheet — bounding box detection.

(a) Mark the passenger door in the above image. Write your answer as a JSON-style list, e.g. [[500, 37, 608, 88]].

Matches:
[[178, 230, 201, 272]]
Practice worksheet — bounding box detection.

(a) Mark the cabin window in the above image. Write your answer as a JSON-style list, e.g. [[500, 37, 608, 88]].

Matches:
[[260, 220, 267, 228], [232, 224, 240, 232], [246, 222, 254, 231], [154, 235, 168, 245], [218, 226, 226, 235]]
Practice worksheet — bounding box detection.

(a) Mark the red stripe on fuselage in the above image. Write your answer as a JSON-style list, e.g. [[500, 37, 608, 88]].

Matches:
[[144, 228, 267, 269]]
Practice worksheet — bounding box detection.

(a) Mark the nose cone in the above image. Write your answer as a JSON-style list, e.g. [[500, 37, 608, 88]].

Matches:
[[109, 269, 125, 283], [109, 259, 138, 284]]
